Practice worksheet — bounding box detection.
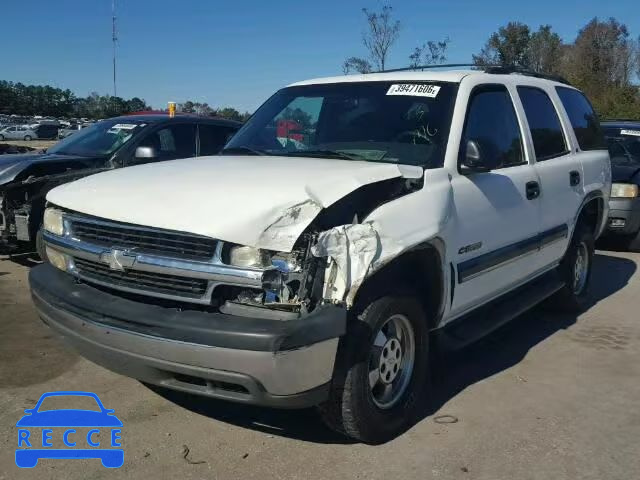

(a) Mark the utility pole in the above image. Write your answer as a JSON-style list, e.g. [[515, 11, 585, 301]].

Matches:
[[112, 0, 117, 98]]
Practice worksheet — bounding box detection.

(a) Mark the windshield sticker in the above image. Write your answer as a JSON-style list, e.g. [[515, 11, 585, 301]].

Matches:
[[621, 129, 640, 137], [111, 123, 139, 130], [386, 84, 441, 98]]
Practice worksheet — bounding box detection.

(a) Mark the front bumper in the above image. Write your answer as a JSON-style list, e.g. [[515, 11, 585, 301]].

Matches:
[[605, 197, 640, 235], [29, 264, 346, 408]]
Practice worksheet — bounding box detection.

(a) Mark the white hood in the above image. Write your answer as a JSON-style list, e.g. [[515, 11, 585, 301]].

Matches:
[[47, 155, 420, 252]]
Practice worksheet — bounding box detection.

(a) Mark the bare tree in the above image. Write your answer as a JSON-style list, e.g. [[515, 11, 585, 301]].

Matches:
[[361, 6, 401, 71], [526, 26, 563, 74], [409, 38, 450, 69], [342, 57, 373, 74]]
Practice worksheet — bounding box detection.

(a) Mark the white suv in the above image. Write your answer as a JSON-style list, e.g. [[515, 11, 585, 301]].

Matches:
[[31, 68, 610, 443]]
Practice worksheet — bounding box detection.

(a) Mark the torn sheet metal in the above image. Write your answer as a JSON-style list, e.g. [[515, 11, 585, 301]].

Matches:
[[312, 223, 403, 303]]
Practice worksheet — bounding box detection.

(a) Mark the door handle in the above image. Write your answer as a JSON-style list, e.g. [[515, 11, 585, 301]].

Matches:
[[570, 170, 581, 186], [525, 181, 540, 200]]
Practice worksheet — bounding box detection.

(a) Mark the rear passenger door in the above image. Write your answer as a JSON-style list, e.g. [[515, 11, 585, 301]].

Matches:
[[516, 85, 580, 266]]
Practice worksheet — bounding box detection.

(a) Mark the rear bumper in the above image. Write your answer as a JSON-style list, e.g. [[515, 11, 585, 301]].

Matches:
[[29, 264, 346, 408], [605, 197, 640, 235]]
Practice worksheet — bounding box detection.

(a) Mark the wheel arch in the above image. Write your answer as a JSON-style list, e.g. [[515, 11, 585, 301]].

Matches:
[[575, 190, 606, 240], [347, 238, 446, 331]]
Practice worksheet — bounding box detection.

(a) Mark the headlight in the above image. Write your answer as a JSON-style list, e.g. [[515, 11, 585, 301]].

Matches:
[[610, 183, 639, 198], [45, 246, 69, 272], [227, 245, 271, 268], [43, 208, 64, 236]]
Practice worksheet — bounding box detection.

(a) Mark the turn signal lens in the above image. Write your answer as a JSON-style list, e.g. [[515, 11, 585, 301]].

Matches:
[[610, 183, 639, 198], [45, 246, 68, 272]]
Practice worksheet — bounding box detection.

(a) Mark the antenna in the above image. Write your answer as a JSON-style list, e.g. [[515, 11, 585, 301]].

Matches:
[[112, 0, 117, 97]]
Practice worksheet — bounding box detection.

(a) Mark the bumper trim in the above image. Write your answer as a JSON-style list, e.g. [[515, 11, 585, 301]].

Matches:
[[29, 264, 346, 352], [30, 271, 344, 404]]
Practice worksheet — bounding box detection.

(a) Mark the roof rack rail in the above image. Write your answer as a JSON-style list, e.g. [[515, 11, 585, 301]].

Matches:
[[374, 64, 573, 86]]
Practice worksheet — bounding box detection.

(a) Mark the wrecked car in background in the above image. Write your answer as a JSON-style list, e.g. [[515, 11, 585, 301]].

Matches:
[[0, 115, 241, 256], [29, 69, 610, 443]]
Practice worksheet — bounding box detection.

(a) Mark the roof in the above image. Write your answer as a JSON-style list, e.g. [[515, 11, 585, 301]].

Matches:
[[109, 114, 243, 127], [289, 70, 474, 86], [288, 69, 573, 88]]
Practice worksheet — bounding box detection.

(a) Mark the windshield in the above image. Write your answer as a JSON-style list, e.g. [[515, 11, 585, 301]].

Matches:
[[225, 81, 457, 168], [48, 119, 147, 156], [605, 132, 640, 165]]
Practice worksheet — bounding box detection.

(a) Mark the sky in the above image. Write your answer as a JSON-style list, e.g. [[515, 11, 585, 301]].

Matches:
[[2, 0, 639, 112]]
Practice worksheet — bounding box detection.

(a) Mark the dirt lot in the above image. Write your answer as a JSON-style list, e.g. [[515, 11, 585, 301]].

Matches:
[[1, 250, 639, 479]]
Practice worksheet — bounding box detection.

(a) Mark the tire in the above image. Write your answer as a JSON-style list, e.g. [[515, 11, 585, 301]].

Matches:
[[35, 227, 47, 262], [24, 135, 32, 141], [318, 296, 430, 444], [0, 134, 4, 140], [548, 223, 595, 312]]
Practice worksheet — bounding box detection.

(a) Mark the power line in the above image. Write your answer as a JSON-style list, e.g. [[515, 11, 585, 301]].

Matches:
[[112, 0, 117, 97]]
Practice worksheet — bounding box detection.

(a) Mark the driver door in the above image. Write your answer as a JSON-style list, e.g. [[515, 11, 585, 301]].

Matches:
[[449, 84, 544, 318]]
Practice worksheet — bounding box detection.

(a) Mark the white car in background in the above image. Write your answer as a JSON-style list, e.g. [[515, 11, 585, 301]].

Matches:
[[0, 125, 38, 141]]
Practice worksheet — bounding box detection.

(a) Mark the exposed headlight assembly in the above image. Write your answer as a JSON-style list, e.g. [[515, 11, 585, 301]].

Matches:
[[610, 183, 639, 198], [227, 245, 271, 268], [43, 208, 65, 236]]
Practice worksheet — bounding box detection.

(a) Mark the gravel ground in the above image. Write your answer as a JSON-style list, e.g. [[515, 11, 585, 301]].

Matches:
[[0, 249, 639, 479]]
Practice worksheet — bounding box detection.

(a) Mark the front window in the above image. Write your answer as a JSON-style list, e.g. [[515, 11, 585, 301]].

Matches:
[[225, 81, 457, 168], [48, 119, 147, 156]]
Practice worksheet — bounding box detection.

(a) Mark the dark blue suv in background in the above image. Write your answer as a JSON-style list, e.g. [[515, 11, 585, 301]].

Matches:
[[601, 120, 640, 251]]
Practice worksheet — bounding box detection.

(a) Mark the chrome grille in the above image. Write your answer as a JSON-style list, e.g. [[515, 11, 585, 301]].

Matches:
[[70, 219, 217, 260], [73, 258, 209, 298]]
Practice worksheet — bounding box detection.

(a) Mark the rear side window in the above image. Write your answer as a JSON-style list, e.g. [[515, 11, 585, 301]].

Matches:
[[517, 87, 568, 160], [198, 124, 237, 156], [461, 85, 524, 169], [555, 87, 605, 151]]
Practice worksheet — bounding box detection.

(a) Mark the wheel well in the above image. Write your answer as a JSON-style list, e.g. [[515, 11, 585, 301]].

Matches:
[[350, 245, 444, 330], [576, 197, 603, 237]]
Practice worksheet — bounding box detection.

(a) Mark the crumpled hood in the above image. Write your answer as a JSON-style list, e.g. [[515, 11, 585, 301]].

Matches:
[[48, 155, 421, 252], [0, 152, 96, 185]]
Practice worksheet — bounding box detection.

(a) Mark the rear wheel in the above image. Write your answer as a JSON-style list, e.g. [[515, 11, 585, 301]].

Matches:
[[319, 296, 430, 444], [24, 135, 32, 141], [548, 223, 594, 312]]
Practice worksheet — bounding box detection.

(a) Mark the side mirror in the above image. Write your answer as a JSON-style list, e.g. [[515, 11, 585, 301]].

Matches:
[[460, 139, 491, 174], [135, 146, 156, 159]]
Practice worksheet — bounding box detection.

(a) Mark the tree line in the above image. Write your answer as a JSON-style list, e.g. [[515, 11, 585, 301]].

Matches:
[[0, 81, 149, 119], [343, 6, 640, 119], [0, 81, 252, 122]]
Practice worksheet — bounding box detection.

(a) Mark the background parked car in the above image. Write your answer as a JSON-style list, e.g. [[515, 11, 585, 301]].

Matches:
[[601, 120, 640, 251], [0, 114, 242, 257], [0, 125, 38, 141], [58, 124, 87, 139], [33, 124, 60, 140]]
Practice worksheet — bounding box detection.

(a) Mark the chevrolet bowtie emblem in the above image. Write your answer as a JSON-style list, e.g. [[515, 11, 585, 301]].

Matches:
[[99, 249, 136, 271]]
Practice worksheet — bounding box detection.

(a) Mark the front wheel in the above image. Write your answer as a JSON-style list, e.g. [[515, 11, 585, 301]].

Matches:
[[0, 134, 4, 140], [548, 224, 595, 312], [319, 296, 430, 444]]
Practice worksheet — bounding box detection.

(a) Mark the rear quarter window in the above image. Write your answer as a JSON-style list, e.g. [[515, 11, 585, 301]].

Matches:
[[555, 87, 605, 151]]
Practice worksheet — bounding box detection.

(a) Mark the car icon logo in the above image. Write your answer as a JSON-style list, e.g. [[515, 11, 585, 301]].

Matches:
[[15, 391, 123, 468]]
